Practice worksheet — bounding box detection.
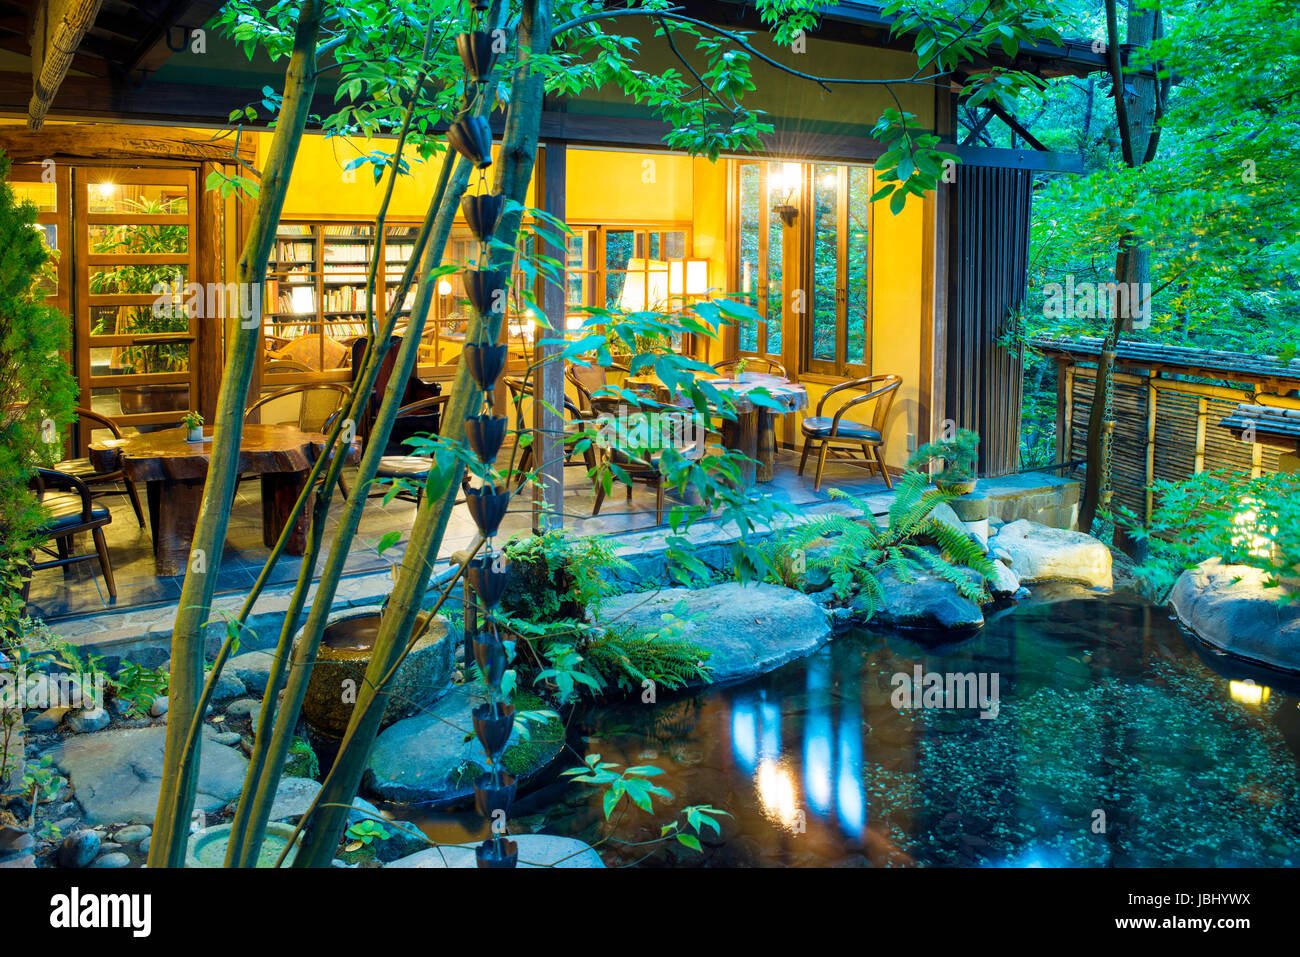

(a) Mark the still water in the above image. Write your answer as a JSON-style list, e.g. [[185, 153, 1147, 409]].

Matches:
[[397, 588, 1300, 867]]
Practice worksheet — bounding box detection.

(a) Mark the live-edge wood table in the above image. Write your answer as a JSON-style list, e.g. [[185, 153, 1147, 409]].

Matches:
[[89, 424, 359, 577]]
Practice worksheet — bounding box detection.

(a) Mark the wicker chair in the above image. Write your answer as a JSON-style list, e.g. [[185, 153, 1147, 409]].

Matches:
[[798, 374, 902, 492], [54, 408, 145, 528], [21, 467, 117, 605]]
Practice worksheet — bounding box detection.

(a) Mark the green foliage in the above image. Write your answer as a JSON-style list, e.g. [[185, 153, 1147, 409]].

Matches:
[[909, 428, 981, 486], [111, 660, 169, 718], [1116, 469, 1300, 604], [501, 528, 629, 623], [584, 608, 712, 695], [767, 472, 996, 610], [0, 151, 78, 635], [286, 736, 321, 780], [345, 819, 391, 846]]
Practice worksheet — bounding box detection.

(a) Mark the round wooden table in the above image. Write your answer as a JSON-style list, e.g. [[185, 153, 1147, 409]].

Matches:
[[89, 424, 359, 577], [625, 373, 809, 486]]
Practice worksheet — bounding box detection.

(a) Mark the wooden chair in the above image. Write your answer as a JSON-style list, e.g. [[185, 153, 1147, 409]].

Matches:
[[711, 356, 788, 379], [799, 374, 902, 492], [565, 361, 631, 418], [21, 467, 117, 605], [373, 394, 452, 507], [54, 407, 145, 528], [503, 375, 598, 490], [245, 383, 353, 499]]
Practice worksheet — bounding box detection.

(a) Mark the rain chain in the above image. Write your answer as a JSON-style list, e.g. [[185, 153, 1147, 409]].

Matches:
[[449, 6, 519, 868]]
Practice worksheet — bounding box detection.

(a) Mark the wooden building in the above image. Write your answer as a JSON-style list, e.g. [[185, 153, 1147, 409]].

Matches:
[[1, 0, 1106, 476]]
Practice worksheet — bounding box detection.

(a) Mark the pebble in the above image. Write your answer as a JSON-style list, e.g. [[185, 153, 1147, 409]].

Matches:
[[225, 698, 259, 718], [90, 852, 131, 869], [149, 697, 169, 718], [98, 842, 123, 853], [139, 835, 151, 854], [213, 731, 241, 747], [29, 707, 70, 732], [67, 708, 111, 733], [52, 817, 80, 835], [58, 829, 101, 868], [116, 825, 152, 845]]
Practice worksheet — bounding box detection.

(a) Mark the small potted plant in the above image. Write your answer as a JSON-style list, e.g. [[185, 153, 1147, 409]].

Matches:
[[909, 428, 980, 494], [734, 357, 751, 382], [183, 410, 204, 442]]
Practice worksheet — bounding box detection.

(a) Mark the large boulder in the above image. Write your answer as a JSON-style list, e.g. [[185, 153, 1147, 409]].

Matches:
[[364, 687, 559, 805], [869, 568, 984, 631], [387, 835, 604, 868], [989, 520, 1112, 589], [1170, 559, 1300, 672], [49, 724, 248, 826], [597, 583, 831, 684]]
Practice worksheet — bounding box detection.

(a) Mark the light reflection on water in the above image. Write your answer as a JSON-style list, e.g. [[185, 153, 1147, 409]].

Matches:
[[396, 589, 1300, 867]]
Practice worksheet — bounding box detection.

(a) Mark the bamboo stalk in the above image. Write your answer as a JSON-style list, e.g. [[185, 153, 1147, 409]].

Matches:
[[147, 0, 324, 869]]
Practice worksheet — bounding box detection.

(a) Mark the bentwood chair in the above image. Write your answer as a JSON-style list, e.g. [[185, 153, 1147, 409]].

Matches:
[[565, 361, 632, 418], [373, 394, 453, 507], [711, 356, 788, 379], [799, 374, 903, 492], [54, 408, 145, 528], [503, 376, 598, 490], [245, 383, 353, 499], [21, 467, 117, 606]]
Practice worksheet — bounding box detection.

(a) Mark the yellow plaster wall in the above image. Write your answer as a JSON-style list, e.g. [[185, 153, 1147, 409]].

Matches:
[[565, 148, 694, 223]]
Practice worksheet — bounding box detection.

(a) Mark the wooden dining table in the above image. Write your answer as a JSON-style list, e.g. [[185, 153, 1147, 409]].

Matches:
[[89, 424, 359, 577], [625, 373, 809, 486]]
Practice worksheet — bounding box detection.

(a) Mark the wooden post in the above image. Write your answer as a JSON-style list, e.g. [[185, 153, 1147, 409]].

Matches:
[[1194, 396, 1208, 474], [533, 141, 566, 531], [1145, 373, 1157, 521]]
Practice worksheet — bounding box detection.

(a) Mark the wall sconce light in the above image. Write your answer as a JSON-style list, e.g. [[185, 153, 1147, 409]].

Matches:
[[770, 162, 801, 226]]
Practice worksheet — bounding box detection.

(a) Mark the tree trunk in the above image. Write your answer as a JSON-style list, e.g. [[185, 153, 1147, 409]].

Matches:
[[147, 0, 322, 868]]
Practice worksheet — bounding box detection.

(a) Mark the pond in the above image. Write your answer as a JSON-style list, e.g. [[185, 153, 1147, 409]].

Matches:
[[393, 586, 1300, 867]]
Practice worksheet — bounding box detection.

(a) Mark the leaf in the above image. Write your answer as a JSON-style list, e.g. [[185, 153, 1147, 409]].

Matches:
[[377, 530, 402, 554]]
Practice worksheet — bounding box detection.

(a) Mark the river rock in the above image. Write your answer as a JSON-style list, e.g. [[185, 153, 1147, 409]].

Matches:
[[58, 829, 101, 868], [386, 834, 605, 868], [90, 852, 131, 868], [28, 707, 69, 732], [597, 583, 831, 684], [115, 824, 151, 845], [225, 698, 259, 718], [989, 520, 1112, 589], [1170, 559, 1300, 672], [208, 672, 246, 702], [149, 696, 168, 718], [49, 724, 248, 826], [213, 731, 241, 747], [226, 649, 278, 695], [67, 708, 110, 733], [986, 560, 1020, 599], [365, 686, 546, 805], [269, 777, 321, 823]]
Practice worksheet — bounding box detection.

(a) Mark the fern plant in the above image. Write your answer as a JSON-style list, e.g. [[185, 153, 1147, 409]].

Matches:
[[769, 471, 997, 615]]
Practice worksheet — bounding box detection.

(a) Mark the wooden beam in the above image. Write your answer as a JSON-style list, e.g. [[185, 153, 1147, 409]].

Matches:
[[28, 0, 105, 129], [0, 121, 256, 164], [533, 141, 566, 532]]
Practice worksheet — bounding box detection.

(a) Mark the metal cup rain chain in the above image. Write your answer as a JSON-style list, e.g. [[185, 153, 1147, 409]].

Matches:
[[452, 3, 517, 868]]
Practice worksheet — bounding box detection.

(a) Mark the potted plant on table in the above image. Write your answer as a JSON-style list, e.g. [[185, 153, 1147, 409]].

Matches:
[[734, 357, 751, 382], [183, 411, 204, 442], [909, 428, 980, 494]]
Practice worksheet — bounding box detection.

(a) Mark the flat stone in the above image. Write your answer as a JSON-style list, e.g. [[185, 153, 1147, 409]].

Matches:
[[66, 708, 110, 733], [212, 731, 241, 747], [598, 583, 831, 684], [115, 824, 151, 845], [269, 776, 321, 822], [90, 852, 131, 868], [0, 825, 33, 854], [990, 520, 1112, 589], [226, 649, 278, 695], [207, 672, 246, 702], [365, 687, 543, 805], [948, 493, 989, 522], [387, 834, 605, 868], [225, 698, 259, 718], [58, 829, 101, 868], [49, 724, 249, 826], [1171, 559, 1300, 672], [986, 560, 1020, 599]]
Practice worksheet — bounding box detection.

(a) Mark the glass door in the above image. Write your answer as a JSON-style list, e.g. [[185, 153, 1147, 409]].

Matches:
[[807, 164, 872, 377], [74, 167, 198, 435], [735, 161, 785, 360]]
